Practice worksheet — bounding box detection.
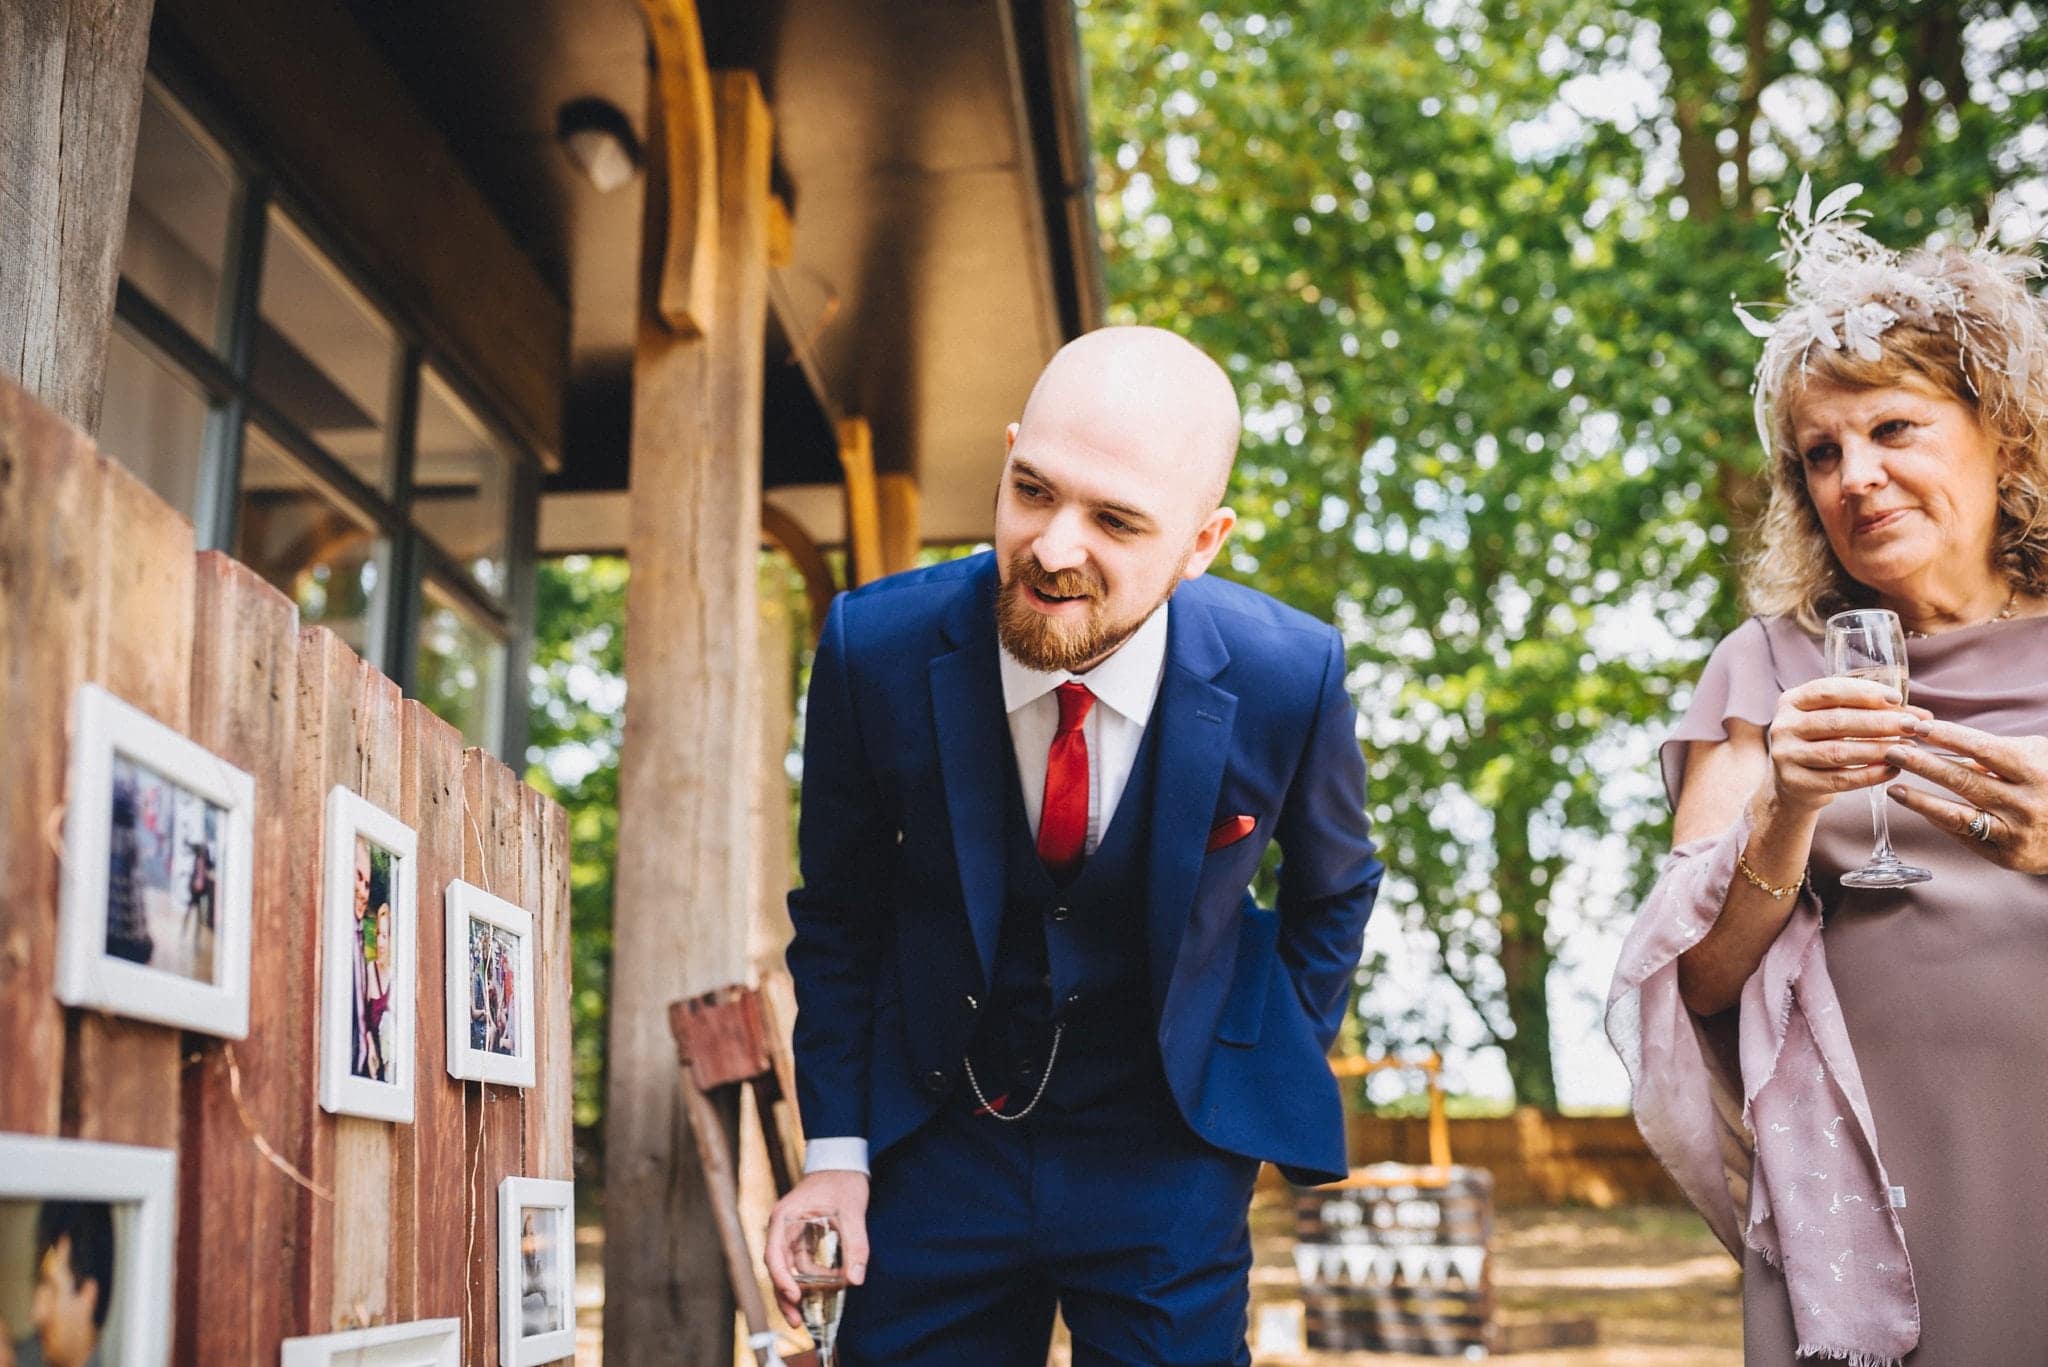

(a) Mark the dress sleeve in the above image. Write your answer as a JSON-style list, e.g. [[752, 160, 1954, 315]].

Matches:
[[1659, 618, 1783, 809]]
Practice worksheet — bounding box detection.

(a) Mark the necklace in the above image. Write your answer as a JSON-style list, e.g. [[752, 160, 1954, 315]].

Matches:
[[1903, 587, 2018, 639]]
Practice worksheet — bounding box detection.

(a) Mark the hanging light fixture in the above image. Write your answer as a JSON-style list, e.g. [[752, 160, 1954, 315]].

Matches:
[[556, 97, 641, 194]]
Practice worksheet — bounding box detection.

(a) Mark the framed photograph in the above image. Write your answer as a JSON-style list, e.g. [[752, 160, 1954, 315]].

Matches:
[[0, 1135, 175, 1367], [319, 784, 419, 1123], [498, 1176, 575, 1366], [56, 682, 255, 1037], [445, 880, 537, 1088], [281, 1319, 460, 1366]]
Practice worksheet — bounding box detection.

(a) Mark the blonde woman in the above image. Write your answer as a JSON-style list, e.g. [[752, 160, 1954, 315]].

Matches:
[[1610, 184, 2048, 1365]]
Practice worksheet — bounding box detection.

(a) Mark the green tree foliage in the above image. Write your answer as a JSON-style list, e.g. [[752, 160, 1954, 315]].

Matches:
[[1078, 0, 2044, 1107], [524, 555, 628, 1134]]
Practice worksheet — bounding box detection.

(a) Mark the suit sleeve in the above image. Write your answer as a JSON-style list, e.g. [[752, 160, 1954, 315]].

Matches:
[[1272, 627, 1383, 1051], [784, 594, 895, 1143]]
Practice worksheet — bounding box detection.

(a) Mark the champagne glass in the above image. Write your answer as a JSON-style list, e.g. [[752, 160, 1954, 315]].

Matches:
[[787, 1213, 847, 1366], [1824, 609, 1933, 888]]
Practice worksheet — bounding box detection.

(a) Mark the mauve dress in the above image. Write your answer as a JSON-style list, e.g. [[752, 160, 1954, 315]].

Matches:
[[1664, 614, 2048, 1365]]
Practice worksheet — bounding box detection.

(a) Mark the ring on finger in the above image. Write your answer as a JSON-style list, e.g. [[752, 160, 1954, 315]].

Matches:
[[1967, 808, 1995, 843]]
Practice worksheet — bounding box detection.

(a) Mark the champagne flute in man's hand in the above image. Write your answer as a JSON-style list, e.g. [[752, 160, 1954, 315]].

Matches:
[[787, 1213, 848, 1367], [1824, 608, 1934, 888]]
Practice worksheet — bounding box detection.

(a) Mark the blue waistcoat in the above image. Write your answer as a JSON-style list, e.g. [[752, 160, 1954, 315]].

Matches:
[[972, 710, 1165, 1110]]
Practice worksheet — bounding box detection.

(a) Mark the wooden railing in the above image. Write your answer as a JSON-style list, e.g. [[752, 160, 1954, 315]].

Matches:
[[0, 377, 573, 1358]]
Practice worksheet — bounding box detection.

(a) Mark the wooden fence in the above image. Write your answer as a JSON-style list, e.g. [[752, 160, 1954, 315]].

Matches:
[[0, 376, 573, 1358], [1346, 1110, 1684, 1207]]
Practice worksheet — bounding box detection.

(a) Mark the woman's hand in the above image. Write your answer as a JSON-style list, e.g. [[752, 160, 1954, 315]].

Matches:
[[1763, 678, 1925, 817], [1886, 721, 2048, 874]]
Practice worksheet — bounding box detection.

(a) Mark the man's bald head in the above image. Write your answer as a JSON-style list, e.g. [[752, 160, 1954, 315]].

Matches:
[[1015, 326, 1241, 518], [992, 327, 1241, 673]]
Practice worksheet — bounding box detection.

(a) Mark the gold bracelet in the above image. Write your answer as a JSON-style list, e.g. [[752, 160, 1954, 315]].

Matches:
[[1736, 848, 1803, 901]]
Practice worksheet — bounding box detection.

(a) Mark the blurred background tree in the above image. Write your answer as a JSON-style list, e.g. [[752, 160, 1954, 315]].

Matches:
[[1078, 0, 2045, 1108], [529, 0, 2047, 1138]]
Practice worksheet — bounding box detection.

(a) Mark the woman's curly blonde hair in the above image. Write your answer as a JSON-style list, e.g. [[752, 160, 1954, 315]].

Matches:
[[1739, 188, 2048, 634]]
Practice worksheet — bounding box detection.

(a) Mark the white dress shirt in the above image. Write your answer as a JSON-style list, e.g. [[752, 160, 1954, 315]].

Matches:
[[803, 603, 1173, 1177]]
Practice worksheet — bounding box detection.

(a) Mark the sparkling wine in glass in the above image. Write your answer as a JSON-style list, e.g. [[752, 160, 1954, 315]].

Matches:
[[1823, 608, 1933, 888], [789, 1214, 847, 1366]]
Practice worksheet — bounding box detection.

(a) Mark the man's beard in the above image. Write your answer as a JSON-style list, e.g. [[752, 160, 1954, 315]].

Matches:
[[994, 548, 1185, 673]]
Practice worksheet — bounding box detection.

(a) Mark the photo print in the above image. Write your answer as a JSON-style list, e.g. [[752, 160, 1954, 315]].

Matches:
[[57, 683, 254, 1038], [320, 786, 418, 1123], [496, 1176, 574, 1366], [444, 881, 535, 1088]]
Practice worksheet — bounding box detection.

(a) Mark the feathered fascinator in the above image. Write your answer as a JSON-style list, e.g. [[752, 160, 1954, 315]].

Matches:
[[1734, 175, 2048, 456]]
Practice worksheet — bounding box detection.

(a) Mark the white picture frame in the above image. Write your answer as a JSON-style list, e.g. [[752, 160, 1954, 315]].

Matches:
[[0, 1135, 176, 1367], [57, 682, 255, 1038], [280, 1318, 461, 1366], [445, 880, 537, 1088], [319, 784, 419, 1122], [498, 1176, 576, 1366]]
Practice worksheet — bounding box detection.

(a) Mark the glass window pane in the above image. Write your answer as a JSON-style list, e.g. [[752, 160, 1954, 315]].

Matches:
[[98, 322, 211, 519], [252, 209, 395, 493], [416, 582, 505, 752], [413, 367, 513, 600], [234, 423, 384, 660], [120, 80, 234, 346]]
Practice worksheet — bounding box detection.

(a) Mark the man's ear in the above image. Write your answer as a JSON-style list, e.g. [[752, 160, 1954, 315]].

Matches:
[[1181, 507, 1237, 579], [1005, 422, 1019, 453]]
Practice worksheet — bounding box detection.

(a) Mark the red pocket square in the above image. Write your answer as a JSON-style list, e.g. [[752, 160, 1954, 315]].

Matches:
[[1206, 814, 1257, 853]]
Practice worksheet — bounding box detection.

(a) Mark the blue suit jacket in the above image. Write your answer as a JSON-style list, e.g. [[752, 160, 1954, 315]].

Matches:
[[785, 552, 1382, 1184]]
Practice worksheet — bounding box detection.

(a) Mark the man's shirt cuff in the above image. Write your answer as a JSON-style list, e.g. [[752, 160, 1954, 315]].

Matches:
[[803, 1136, 870, 1176]]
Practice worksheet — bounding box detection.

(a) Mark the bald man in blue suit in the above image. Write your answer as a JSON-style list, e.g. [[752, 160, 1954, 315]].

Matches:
[[765, 327, 1382, 1365]]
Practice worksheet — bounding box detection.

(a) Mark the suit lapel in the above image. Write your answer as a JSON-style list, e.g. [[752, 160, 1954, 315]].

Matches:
[[930, 562, 1008, 986], [1145, 592, 1236, 1009]]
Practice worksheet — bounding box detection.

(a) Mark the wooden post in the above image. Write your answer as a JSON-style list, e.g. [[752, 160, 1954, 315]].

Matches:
[[605, 66, 773, 1362], [0, 0, 156, 431], [294, 627, 406, 1328], [838, 417, 883, 587], [878, 471, 921, 576], [396, 701, 471, 1325], [68, 457, 193, 1148], [178, 553, 302, 1363], [462, 748, 531, 1367]]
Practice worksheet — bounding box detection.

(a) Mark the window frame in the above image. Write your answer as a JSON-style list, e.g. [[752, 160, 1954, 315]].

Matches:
[[111, 64, 537, 761]]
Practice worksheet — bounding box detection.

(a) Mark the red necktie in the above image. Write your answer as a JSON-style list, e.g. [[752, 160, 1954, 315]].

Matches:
[[1036, 682, 1094, 882]]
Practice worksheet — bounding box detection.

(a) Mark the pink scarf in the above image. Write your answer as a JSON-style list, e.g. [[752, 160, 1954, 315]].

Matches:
[[1606, 811, 1920, 1366]]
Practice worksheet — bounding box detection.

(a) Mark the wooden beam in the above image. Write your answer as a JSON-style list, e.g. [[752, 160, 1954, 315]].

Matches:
[[606, 68, 772, 1364], [760, 500, 836, 645], [766, 191, 795, 270], [878, 471, 922, 577], [0, 0, 155, 431], [635, 0, 718, 338], [838, 416, 883, 587]]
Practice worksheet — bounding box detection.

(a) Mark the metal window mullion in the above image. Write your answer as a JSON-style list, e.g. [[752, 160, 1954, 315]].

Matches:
[[195, 173, 270, 554], [495, 452, 540, 765], [377, 346, 423, 681]]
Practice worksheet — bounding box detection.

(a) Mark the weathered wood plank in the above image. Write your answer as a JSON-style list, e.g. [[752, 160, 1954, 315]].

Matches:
[[328, 653, 404, 1327], [177, 552, 300, 1366], [606, 68, 772, 1364], [67, 454, 191, 1148], [463, 747, 528, 1367], [0, 380, 97, 1136], [396, 699, 470, 1323], [0, 0, 155, 431], [523, 787, 574, 1182]]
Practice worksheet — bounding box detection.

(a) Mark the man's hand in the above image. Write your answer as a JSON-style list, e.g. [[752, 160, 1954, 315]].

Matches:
[[763, 1169, 871, 1328]]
